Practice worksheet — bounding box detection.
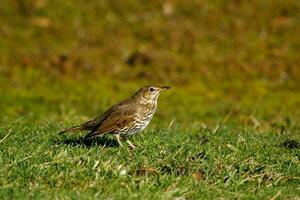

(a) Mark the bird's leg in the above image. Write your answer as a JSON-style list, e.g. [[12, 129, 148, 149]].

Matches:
[[126, 139, 136, 150], [115, 134, 123, 147]]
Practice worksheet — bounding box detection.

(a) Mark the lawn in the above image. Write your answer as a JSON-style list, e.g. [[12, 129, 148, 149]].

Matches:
[[0, 0, 300, 199]]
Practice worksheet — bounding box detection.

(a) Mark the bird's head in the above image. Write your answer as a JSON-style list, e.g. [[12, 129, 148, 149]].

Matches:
[[134, 86, 171, 103]]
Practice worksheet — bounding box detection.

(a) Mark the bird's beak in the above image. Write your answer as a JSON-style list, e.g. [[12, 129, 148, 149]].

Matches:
[[159, 86, 171, 91]]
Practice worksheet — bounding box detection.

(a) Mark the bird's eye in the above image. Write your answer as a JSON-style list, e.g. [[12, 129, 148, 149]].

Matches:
[[149, 87, 155, 92]]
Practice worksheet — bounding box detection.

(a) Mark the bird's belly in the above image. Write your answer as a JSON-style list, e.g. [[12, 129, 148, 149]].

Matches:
[[119, 114, 153, 136]]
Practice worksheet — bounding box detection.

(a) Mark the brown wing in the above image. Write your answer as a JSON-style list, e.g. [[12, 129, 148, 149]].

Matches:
[[84, 100, 136, 139]]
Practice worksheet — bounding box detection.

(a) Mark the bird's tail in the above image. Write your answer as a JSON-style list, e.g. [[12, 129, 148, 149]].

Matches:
[[58, 125, 83, 135]]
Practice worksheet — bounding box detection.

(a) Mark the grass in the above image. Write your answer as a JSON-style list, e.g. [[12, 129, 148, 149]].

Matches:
[[0, 120, 299, 199], [1, 0, 300, 199]]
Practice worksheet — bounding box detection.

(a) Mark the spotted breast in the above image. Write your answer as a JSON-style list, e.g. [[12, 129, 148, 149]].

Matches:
[[119, 101, 157, 136]]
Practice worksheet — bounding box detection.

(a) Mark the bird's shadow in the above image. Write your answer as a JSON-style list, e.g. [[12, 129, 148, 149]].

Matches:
[[57, 135, 119, 148]]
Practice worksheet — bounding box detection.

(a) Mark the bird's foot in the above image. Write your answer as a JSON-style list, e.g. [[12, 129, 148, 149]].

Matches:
[[115, 134, 123, 147], [126, 139, 136, 150]]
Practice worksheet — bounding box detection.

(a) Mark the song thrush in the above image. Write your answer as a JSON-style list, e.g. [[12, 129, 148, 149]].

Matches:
[[59, 85, 170, 148]]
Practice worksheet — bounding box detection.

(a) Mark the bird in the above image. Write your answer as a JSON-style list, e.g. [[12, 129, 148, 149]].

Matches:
[[59, 85, 171, 149]]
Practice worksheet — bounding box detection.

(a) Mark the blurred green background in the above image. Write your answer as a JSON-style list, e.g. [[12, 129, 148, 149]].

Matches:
[[0, 0, 299, 126]]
